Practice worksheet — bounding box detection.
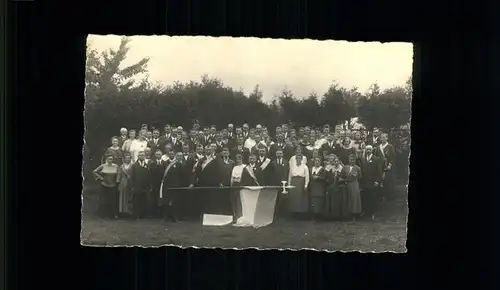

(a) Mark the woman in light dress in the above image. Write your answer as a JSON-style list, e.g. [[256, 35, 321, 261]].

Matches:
[[116, 154, 134, 216], [121, 129, 136, 155], [286, 154, 310, 219], [130, 130, 148, 162]]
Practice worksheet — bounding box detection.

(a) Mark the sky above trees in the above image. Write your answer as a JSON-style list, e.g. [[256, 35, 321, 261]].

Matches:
[[87, 35, 413, 102]]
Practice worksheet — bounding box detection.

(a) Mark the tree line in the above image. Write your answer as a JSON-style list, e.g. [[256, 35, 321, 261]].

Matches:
[[84, 36, 411, 172]]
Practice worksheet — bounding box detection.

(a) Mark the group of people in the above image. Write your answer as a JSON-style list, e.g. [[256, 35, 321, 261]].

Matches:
[[91, 122, 409, 223]]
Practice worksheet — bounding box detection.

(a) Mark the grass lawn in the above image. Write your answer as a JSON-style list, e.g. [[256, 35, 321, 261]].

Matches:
[[81, 186, 408, 252]]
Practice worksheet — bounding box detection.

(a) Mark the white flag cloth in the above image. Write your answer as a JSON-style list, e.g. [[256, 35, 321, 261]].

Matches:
[[233, 186, 278, 228]]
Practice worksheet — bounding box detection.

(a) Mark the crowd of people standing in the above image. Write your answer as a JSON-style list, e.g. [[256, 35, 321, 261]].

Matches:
[[91, 122, 410, 223]]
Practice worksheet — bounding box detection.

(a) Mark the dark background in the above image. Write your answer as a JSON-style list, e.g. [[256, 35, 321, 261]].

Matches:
[[7, 0, 493, 289]]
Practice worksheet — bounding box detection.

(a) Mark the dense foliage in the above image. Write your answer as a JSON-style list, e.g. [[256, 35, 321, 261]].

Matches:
[[84, 37, 412, 171]]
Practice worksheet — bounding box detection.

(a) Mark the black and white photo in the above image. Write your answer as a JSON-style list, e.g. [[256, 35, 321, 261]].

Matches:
[[82, 35, 411, 252]]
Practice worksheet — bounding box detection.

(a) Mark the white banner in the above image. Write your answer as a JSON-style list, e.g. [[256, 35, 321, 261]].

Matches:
[[233, 186, 278, 228]]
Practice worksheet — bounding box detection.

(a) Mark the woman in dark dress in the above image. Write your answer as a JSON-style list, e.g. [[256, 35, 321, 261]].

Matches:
[[92, 154, 119, 219], [325, 156, 349, 220], [308, 157, 327, 220], [102, 136, 124, 165], [336, 138, 356, 166]]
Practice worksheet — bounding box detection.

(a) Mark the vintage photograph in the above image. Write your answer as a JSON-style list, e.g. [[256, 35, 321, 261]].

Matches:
[[81, 35, 412, 252]]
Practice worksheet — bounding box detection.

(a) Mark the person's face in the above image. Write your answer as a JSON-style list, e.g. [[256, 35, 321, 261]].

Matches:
[[285, 139, 292, 146], [310, 131, 316, 139], [153, 130, 160, 138], [198, 132, 204, 138], [129, 131, 136, 138], [165, 145, 172, 152], [249, 156, 256, 163], [138, 152, 145, 161], [314, 158, 321, 166], [106, 156, 113, 164], [312, 150, 318, 157], [222, 131, 228, 138], [204, 147, 212, 155], [295, 147, 302, 154], [112, 138, 119, 146], [299, 128, 305, 135], [276, 127, 282, 134], [343, 139, 350, 146], [380, 134, 388, 143], [155, 151, 163, 159], [354, 132, 361, 139], [182, 145, 189, 153], [181, 132, 188, 139], [305, 128, 311, 135], [243, 125, 249, 132], [277, 134, 284, 141], [222, 150, 229, 158], [323, 127, 330, 134], [203, 128, 210, 135], [340, 131, 346, 138], [236, 128, 242, 134], [296, 156, 302, 165], [333, 133, 339, 140], [276, 150, 283, 158], [282, 125, 288, 131], [190, 130, 197, 138], [259, 148, 266, 156], [175, 152, 183, 162], [262, 131, 269, 138], [124, 155, 131, 164], [333, 158, 340, 166], [196, 146, 204, 154], [216, 134, 222, 140], [373, 129, 380, 137], [144, 149, 151, 157], [228, 125, 234, 131], [165, 127, 171, 134], [120, 130, 127, 136], [249, 132, 255, 139], [349, 156, 356, 165], [210, 144, 217, 152], [235, 155, 243, 165], [302, 135, 309, 143], [210, 128, 216, 135], [146, 132, 152, 139], [327, 134, 333, 141], [366, 148, 372, 155], [168, 151, 175, 159], [290, 131, 296, 137]]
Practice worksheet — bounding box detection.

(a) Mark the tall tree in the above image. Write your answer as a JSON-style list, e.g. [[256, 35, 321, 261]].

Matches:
[[320, 81, 355, 128], [85, 36, 150, 101], [357, 86, 411, 131]]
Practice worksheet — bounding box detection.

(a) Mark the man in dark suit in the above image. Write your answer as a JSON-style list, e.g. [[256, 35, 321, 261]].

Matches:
[[282, 139, 294, 161], [230, 137, 250, 164], [234, 126, 244, 141], [227, 124, 234, 139], [214, 132, 229, 155], [158, 125, 172, 152], [147, 129, 161, 153], [366, 128, 381, 146], [168, 132, 183, 153], [320, 133, 339, 157], [242, 123, 250, 140], [149, 149, 165, 217], [374, 133, 397, 201], [160, 152, 187, 222], [271, 149, 289, 220], [255, 146, 273, 186], [188, 129, 199, 152], [130, 151, 152, 219], [218, 147, 235, 186], [360, 145, 384, 220]]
